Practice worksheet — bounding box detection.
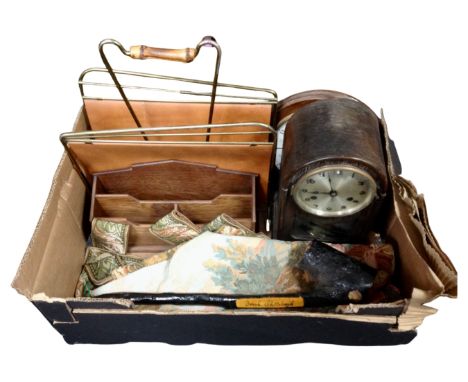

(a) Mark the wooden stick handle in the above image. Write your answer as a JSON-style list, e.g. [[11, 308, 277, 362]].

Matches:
[[129, 45, 197, 62]]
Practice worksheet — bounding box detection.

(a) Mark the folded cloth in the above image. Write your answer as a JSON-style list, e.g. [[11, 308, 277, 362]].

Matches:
[[149, 211, 262, 247], [75, 246, 176, 297], [81, 214, 395, 303], [91, 234, 376, 307], [76, 213, 265, 297], [149, 210, 202, 245], [75, 246, 143, 297], [91, 219, 129, 256], [83, 246, 145, 286], [91, 232, 309, 297], [202, 214, 258, 237], [75, 270, 93, 298]]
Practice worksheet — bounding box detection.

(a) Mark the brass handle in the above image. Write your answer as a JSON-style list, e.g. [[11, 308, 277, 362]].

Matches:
[[129, 45, 197, 62], [98, 37, 221, 131]]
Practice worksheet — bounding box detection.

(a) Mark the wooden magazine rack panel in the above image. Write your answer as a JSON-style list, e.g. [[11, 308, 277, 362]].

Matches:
[[91, 160, 257, 229]]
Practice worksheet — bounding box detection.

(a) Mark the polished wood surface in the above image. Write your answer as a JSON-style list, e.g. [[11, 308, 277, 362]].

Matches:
[[69, 142, 272, 203], [275, 98, 389, 242], [276, 89, 356, 126], [93, 194, 254, 224], [281, 98, 388, 191], [93, 160, 255, 200], [84, 100, 273, 143], [90, 160, 256, 225]]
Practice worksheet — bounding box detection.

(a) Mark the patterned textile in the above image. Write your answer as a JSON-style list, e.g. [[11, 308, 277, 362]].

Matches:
[[83, 246, 144, 286], [75, 213, 266, 297], [330, 243, 395, 288], [75, 246, 179, 297], [91, 219, 129, 256], [203, 214, 258, 237], [75, 270, 93, 298], [149, 210, 201, 245], [91, 232, 309, 297], [79, 214, 397, 303]]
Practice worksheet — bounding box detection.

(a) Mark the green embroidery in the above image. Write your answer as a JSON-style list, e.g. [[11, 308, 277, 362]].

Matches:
[[84, 247, 144, 286], [204, 238, 304, 295], [202, 214, 257, 237], [91, 219, 129, 255], [149, 210, 201, 245], [83, 278, 94, 297]]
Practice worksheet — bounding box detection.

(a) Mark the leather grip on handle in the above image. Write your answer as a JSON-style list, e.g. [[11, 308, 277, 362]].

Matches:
[[129, 45, 197, 62]]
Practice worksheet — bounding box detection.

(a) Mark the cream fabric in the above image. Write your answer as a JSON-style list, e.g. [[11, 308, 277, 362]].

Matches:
[[91, 232, 307, 297]]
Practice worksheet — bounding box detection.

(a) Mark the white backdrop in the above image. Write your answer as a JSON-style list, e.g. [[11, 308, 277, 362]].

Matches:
[[0, 0, 465, 380]]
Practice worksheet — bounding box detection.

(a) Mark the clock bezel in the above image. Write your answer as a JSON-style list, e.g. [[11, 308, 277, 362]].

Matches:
[[291, 164, 378, 218]]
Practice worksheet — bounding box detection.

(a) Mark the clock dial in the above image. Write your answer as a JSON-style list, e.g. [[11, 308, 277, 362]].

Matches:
[[292, 165, 377, 217]]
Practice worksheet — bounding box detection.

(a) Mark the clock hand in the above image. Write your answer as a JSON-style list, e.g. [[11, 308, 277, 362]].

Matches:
[[328, 175, 335, 192]]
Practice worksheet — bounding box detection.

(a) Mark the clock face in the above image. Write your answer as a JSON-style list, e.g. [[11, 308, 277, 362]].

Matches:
[[292, 165, 377, 217]]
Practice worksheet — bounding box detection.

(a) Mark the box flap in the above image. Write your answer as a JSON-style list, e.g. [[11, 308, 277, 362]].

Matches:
[[392, 176, 457, 296], [381, 111, 457, 299], [394, 289, 438, 332], [12, 111, 88, 299]]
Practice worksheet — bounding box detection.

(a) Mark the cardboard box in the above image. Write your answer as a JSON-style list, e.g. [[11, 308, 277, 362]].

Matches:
[[11, 108, 457, 345]]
